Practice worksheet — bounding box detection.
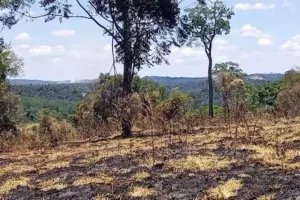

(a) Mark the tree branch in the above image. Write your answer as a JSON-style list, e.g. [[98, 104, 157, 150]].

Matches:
[[88, 1, 113, 24], [76, 0, 121, 46], [107, 0, 123, 39], [16, 10, 91, 20]]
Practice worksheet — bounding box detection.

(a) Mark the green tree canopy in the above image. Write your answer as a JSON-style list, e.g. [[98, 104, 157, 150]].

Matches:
[[213, 61, 246, 78], [180, 0, 234, 118], [0, 42, 23, 134], [37, 0, 181, 137]]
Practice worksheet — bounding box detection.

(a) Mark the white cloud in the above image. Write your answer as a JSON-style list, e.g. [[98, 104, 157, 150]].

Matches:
[[253, 3, 276, 9], [258, 38, 273, 46], [214, 38, 236, 51], [281, 35, 300, 50], [241, 24, 262, 37], [28, 45, 66, 56], [215, 56, 229, 63], [15, 32, 31, 40], [52, 58, 62, 62], [241, 24, 273, 46], [214, 38, 228, 46], [18, 44, 31, 49], [54, 45, 66, 53], [235, 2, 276, 10], [181, 48, 204, 57], [235, 3, 251, 10], [52, 29, 75, 37], [280, 35, 300, 56], [241, 51, 264, 58]]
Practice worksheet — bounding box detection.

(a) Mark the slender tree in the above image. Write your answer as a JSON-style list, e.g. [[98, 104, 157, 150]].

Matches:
[[31, 0, 180, 137], [180, 0, 234, 118]]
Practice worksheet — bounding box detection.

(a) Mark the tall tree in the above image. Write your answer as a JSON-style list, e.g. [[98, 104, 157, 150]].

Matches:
[[180, 0, 234, 118], [0, 42, 23, 133], [33, 0, 180, 137]]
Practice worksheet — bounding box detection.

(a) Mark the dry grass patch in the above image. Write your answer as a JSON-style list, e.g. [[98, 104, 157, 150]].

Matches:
[[128, 186, 157, 197], [204, 179, 243, 200], [236, 144, 300, 169], [73, 153, 106, 166], [0, 177, 31, 195], [169, 155, 236, 172], [94, 194, 110, 200], [0, 164, 36, 176], [39, 177, 68, 191], [159, 172, 177, 178], [256, 193, 276, 200], [73, 173, 114, 186], [132, 171, 150, 180], [43, 161, 70, 171]]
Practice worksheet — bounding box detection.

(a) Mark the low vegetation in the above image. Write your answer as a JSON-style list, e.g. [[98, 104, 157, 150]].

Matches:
[[1, 0, 300, 199], [0, 117, 300, 199]]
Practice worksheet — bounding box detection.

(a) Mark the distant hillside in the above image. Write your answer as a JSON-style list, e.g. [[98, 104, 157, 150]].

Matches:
[[10, 83, 95, 102], [145, 73, 283, 93], [9, 73, 284, 121], [8, 79, 57, 85], [8, 79, 97, 85]]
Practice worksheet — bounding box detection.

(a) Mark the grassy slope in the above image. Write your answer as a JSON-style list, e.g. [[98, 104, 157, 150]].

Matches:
[[1, 118, 300, 199]]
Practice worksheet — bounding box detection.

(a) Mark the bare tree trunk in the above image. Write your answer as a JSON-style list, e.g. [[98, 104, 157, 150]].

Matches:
[[122, 58, 133, 138], [208, 53, 214, 118], [121, 0, 133, 138]]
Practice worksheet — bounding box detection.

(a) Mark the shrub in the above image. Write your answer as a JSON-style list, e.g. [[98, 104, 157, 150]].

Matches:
[[158, 90, 193, 121]]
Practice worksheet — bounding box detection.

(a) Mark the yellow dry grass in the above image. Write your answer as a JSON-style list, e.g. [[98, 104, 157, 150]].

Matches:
[[0, 177, 31, 195], [128, 186, 157, 197], [169, 155, 236, 172], [0, 164, 36, 176], [204, 179, 243, 200], [256, 193, 276, 200], [73, 173, 114, 186], [1, 117, 300, 199], [236, 144, 300, 170], [132, 171, 150, 180], [39, 177, 68, 191], [94, 194, 110, 200]]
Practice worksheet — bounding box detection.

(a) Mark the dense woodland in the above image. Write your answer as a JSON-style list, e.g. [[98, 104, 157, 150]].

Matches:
[[8, 73, 282, 122]]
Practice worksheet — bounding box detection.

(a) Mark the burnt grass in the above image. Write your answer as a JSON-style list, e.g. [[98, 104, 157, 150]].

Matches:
[[1, 126, 300, 200]]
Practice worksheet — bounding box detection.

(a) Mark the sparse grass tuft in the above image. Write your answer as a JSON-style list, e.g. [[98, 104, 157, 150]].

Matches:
[[94, 194, 110, 200], [169, 155, 236, 172], [39, 177, 68, 191], [256, 193, 276, 200], [0, 177, 31, 195], [236, 144, 300, 169], [0, 164, 36, 176], [132, 171, 150, 180], [73, 173, 114, 186], [128, 186, 157, 197], [205, 179, 243, 200]]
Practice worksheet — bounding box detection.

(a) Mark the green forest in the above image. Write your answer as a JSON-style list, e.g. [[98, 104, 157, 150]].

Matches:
[[9, 73, 282, 122]]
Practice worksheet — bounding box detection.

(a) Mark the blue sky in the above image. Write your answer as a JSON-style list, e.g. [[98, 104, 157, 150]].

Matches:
[[1, 0, 300, 81]]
